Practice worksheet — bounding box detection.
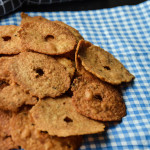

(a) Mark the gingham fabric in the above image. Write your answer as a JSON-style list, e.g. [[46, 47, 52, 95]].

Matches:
[[0, 0, 82, 17], [1, 0, 150, 150], [0, 0, 25, 16]]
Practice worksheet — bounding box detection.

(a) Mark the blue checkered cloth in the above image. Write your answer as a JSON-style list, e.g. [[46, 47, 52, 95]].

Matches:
[[1, 1, 150, 150]]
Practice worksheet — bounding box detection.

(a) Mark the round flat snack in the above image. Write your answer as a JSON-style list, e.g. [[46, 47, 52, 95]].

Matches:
[[0, 110, 19, 150], [56, 57, 75, 79], [71, 76, 126, 121], [20, 13, 81, 60], [30, 97, 105, 137], [10, 52, 71, 98], [19, 21, 77, 55], [10, 108, 82, 150], [76, 40, 135, 85], [0, 25, 21, 55], [0, 83, 37, 112]]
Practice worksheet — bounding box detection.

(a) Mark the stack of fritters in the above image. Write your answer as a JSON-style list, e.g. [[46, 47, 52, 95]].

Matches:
[[0, 13, 134, 150]]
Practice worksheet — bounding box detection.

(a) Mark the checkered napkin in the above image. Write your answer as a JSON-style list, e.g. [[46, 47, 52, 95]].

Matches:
[[0, 0, 82, 17], [0, 0, 25, 16], [1, 0, 150, 150]]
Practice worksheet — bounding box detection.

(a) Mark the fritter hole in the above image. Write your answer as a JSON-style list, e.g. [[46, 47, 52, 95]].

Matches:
[[94, 95, 102, 101], [45, 35, 54, 41], [40, 131, 48, 134], [34, 68, 44, 77], [2, 36, 11, 41], [64, 116, 73, 123], [103, 66, 111, 70]]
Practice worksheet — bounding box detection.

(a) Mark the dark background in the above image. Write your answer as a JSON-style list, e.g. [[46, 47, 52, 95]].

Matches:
[[19, 0, 147, 12]]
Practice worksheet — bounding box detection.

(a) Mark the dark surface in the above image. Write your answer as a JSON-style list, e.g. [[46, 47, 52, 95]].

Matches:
[[18, 0, 147, 12]]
